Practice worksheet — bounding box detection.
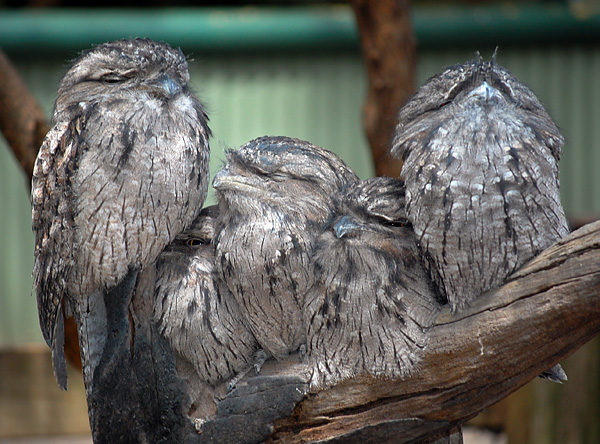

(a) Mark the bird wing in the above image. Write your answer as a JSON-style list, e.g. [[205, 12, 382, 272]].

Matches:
[[32, 116, 86, 389]]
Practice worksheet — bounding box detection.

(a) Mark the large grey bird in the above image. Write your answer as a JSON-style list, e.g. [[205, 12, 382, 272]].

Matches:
[[153, 205, 259, 420], [392, 56, 568, 311], [213, 136, 359, 360], [391, 56, 568, 381], [32, 38, 211, 391], [304, 177, 441, 389]]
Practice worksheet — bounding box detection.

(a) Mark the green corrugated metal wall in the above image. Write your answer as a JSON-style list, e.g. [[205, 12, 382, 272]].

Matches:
[[2, 11, 600, 345], [195, 52, 374, 203], [0, 60, 64, 345]]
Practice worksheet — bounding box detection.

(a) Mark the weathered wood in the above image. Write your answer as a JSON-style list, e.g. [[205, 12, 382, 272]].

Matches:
[[86, 267, 197, 444], [125, 220, 597, 443], [349, 0, 413, 178], [198, 372, 309, 444], [0, 48, 48, 184], [233, 220, 600, 444]]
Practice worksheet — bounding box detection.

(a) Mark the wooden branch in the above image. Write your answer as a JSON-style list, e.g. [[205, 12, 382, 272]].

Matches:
[[0, 48, 48, 184], [349, 0, 414, 178], [0, 49, 83, 373], [88, 268, 197, 444], [82, 219, 600, 444], [196, 221, 600, 444]]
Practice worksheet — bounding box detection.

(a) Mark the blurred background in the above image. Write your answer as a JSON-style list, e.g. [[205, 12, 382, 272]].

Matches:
[[0, 1, 599, 443]]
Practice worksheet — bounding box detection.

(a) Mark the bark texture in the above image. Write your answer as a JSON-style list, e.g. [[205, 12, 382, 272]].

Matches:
[[248, 221, 600, 443], [0, 48, 48, 184], [350, 0, 414, 178]]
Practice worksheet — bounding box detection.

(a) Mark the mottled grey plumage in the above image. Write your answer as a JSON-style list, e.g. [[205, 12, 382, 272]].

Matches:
[[153, 206, 258, 393], [391, 56, 569, 312], [304, 177, 440, 389], [213, 136, 359, 360], [32, 38, 211, 389]]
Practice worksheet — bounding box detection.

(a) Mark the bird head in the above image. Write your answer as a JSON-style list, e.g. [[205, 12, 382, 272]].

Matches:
[[55, 38, 191, 117], [391, 54, 564, 161], [213, 136, 358, 220]]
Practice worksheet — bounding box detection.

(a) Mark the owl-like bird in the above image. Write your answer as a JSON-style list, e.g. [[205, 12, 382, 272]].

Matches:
[[32, 38, 211, 390], [391, 56, 568, 382], [213, 136, 359, 360], [304, 177, 441, 389], [153, 205, 259, 419], [391, 55, 568, 312]]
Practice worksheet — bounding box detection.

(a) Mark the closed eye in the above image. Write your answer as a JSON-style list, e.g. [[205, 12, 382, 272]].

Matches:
[[98, 71, 135, 84], [102, 77, 122, 84]]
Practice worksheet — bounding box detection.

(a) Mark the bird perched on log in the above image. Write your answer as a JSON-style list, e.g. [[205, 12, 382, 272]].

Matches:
[[391, 54, 568, 381], [304, 177, 441, 389], [32, 38, 211, 391], [213, 136, 359, 361], [153, 205, 260, 420]]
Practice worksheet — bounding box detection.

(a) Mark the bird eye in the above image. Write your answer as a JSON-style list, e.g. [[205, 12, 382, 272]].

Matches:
[[99, 72, 132, 84], [439, 100, 452, 108], [381, 218, 410, 228], [187, 238, 206, 247], [100, 74, 123, 84], [384, 221, 404, 227], [269, 172, 289, 181]]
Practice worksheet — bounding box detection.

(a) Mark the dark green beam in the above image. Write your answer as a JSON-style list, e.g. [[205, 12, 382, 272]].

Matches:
[[0, 5, 599, 55]]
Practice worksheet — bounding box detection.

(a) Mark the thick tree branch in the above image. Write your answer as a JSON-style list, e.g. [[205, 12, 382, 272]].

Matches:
[[203, 221, 600, 444], [77, 206, 600, 444], [350, 0, 414, 178], [0, 49, 83, 372], [0, 48, 48, 184]]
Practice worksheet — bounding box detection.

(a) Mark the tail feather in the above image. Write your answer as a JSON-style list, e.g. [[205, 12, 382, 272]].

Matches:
[[51, 306, 68, 390], [539, 363, 568, 383]]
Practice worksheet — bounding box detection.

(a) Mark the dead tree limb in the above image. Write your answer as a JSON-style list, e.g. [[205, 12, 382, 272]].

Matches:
[[350, 0, 414, 178], [0, 48, 48, 184], [201, 220, 600, 444], [0, 49, 83, 371], [92, 218, 598, 444]]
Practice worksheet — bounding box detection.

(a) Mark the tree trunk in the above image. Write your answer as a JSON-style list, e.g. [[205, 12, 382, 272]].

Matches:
[[90, 220, 595, 444], [0, 48, 48, 185], [77, 221, 600, 444], [350, 0, 414, 178]]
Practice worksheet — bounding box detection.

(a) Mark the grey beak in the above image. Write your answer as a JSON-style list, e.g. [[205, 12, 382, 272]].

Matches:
[[467, 81, 502, 104], [157, 74, 181, 97], [334, 215, 362, 239]]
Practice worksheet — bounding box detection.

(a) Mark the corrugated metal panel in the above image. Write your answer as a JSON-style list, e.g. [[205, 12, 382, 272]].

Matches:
[[0, 143, 40, 345], [195, 52, 373, 205], [2, 44, 600, 345], [0, 58, 64, 347]]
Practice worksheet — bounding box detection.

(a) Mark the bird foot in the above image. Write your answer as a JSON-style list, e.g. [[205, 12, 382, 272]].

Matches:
[[253, 349, 268, 374], [227, 349, 269, 392], [193, 418, 206, 433], [298, 344, 307, 361]]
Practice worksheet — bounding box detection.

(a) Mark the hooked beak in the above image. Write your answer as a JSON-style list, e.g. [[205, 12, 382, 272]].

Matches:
[[155, 73, 181, 97], [334, 215, 363, 239], [467, 81, 503, 105]]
